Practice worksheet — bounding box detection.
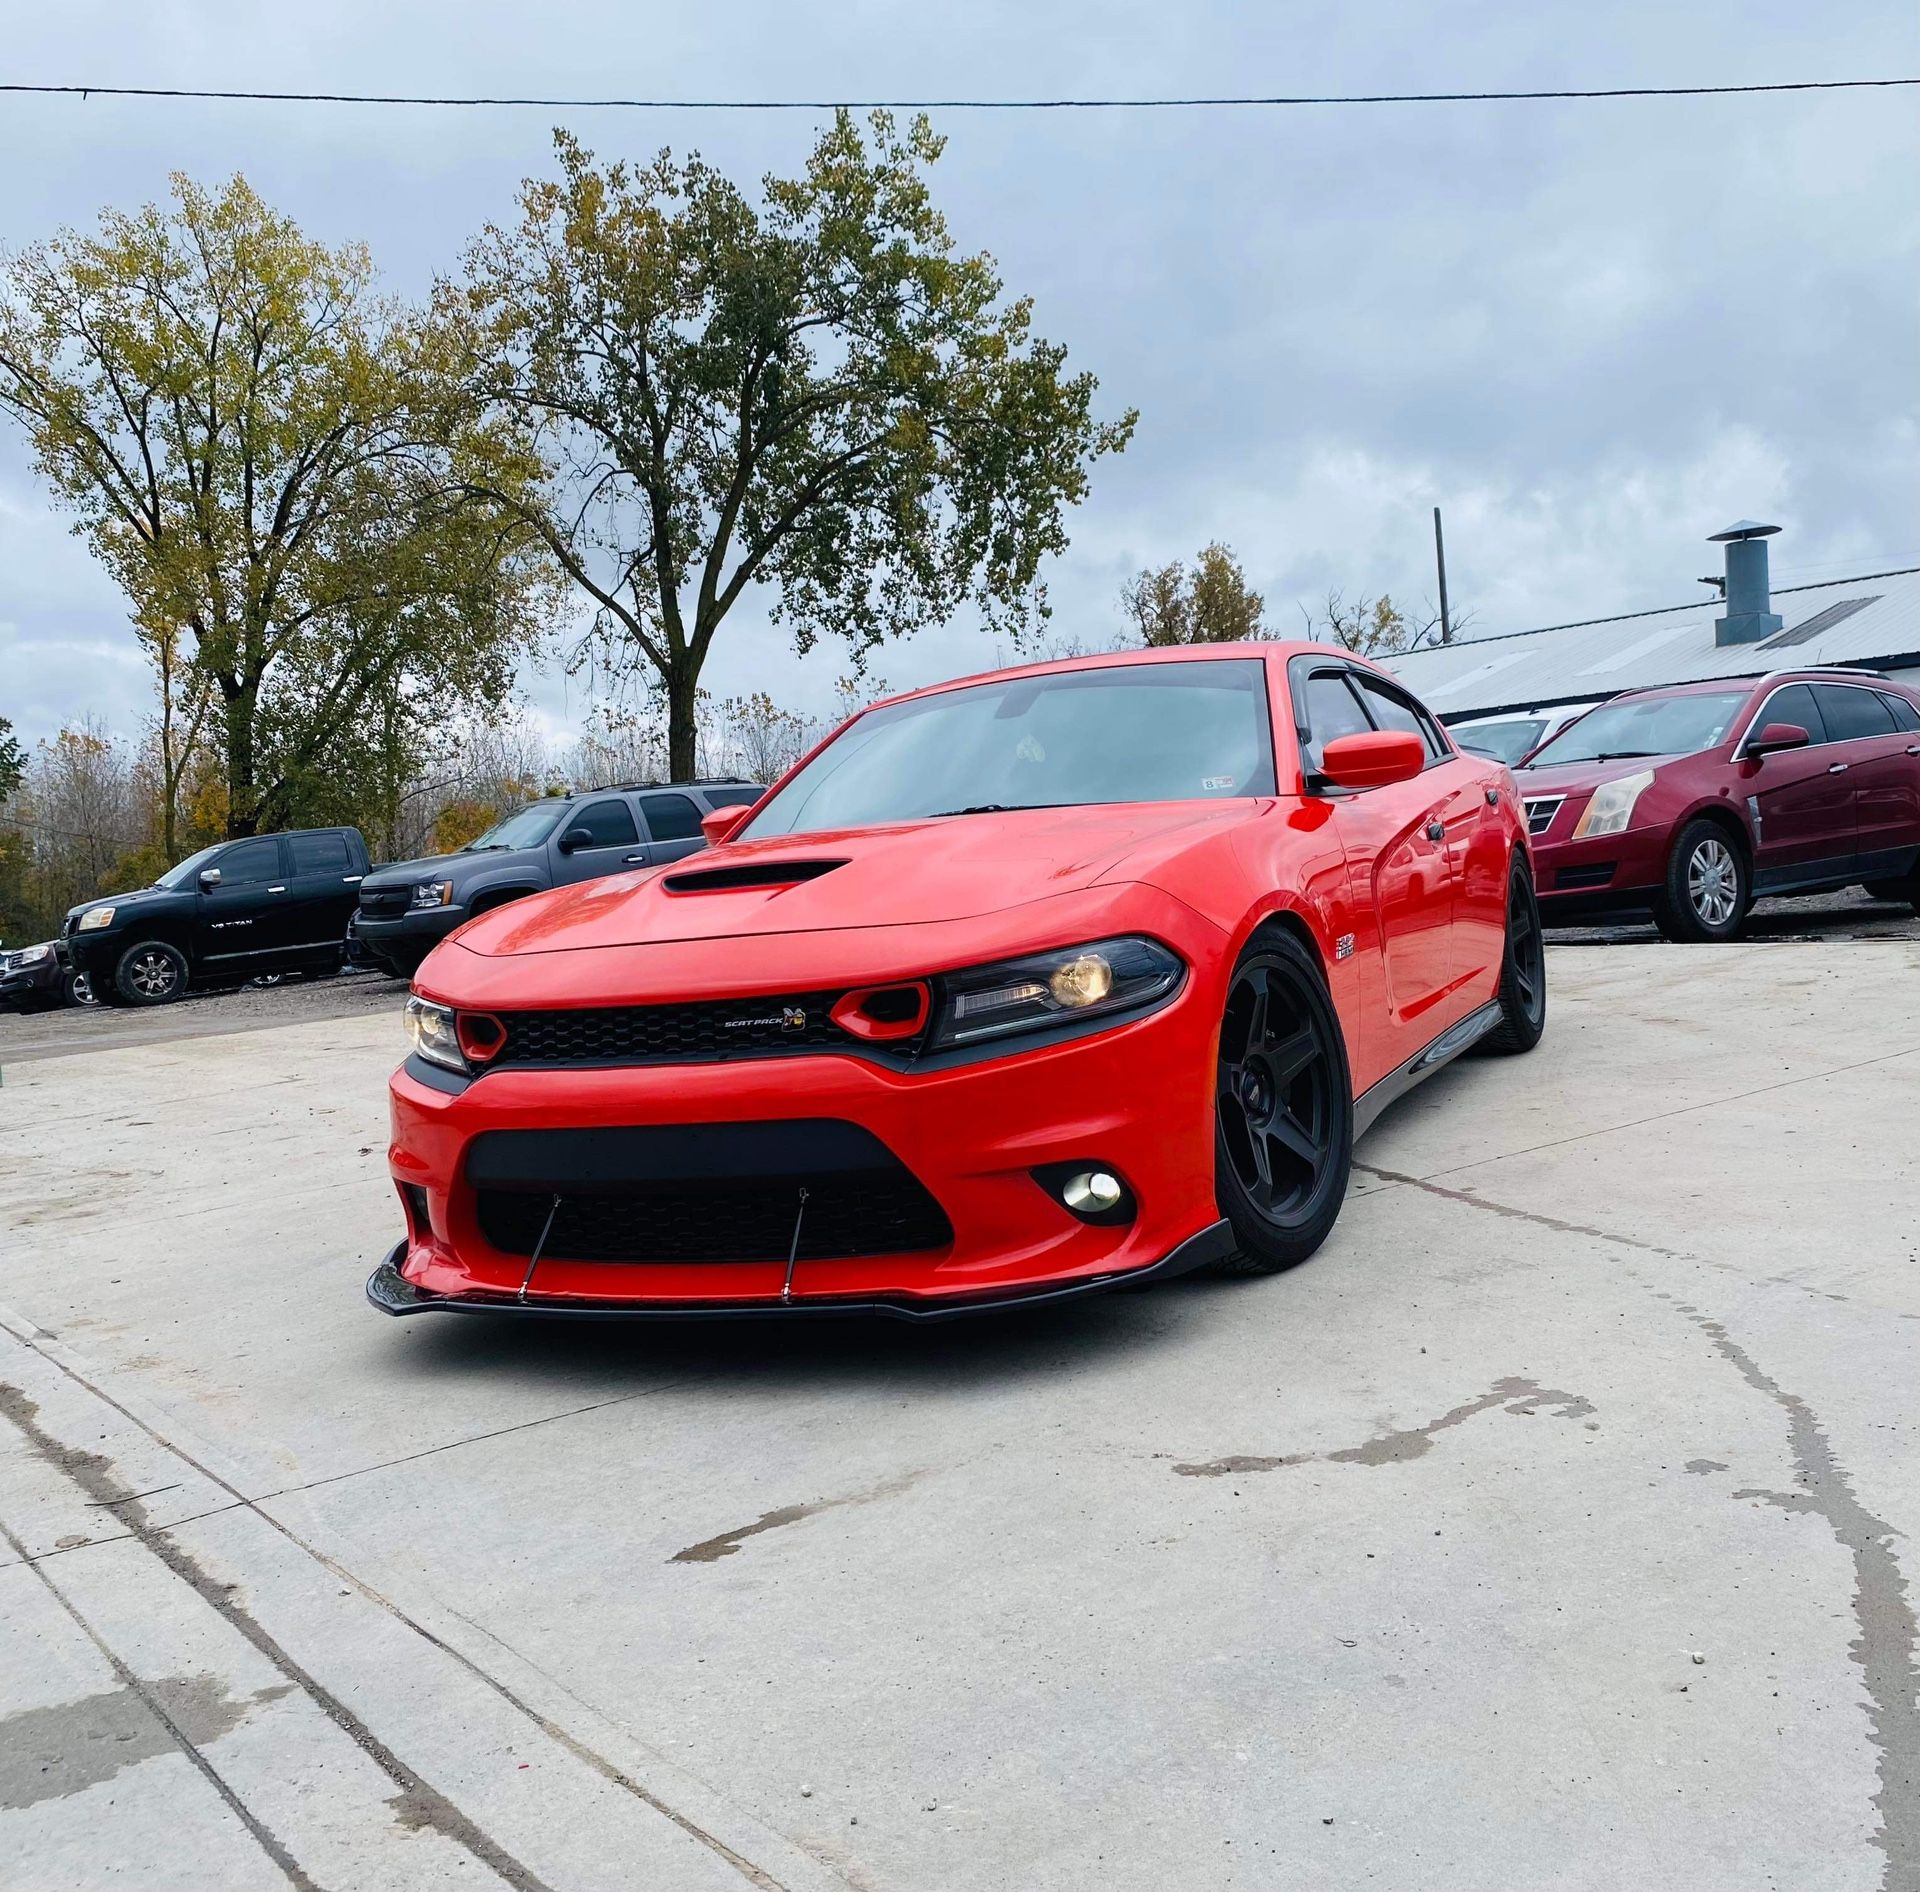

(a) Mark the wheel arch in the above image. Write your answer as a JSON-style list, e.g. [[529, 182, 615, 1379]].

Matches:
[[1677, 799, 1752, 866], [466, 882, 541, 916]]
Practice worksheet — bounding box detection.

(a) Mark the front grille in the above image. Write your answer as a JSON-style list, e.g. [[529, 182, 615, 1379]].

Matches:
[[1523, 796, 1565, 838], [491, 992, 915, 1066], [358, 887, 410, 919], [467, 1120, 951, 1264]]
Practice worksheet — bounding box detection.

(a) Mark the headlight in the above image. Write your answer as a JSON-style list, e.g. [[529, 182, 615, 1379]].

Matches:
[[12, 942, 53, 964], [404, 996, 465, 1073], [928, 937, 1184, 1050], [77, 906, 116, 931], [1572, 768, 1655, 840], [410, 881, 454, 910]]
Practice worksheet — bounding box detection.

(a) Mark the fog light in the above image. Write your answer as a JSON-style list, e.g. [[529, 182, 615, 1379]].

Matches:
[[1062, 1170, 1123, 1213]]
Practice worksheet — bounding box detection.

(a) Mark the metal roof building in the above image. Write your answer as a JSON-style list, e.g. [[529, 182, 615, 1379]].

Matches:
[[1380, 527, 1920, 722]]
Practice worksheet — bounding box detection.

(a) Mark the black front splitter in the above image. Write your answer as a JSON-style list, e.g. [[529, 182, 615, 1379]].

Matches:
[[364, 1218, 1236, 1324]]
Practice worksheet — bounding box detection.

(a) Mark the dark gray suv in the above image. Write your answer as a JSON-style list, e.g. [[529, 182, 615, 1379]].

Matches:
[[353, 780, 763, 977]]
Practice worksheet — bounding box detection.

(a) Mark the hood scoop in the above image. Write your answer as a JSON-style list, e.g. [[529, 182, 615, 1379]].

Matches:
[[661, 858, 849, 895]]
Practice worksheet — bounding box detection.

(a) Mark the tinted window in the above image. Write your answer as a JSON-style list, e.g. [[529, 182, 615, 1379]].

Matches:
[[1815, 685, 1897, 743], [287, 831, 351, 874], [745, 661, 1277, 838], [702, 786, 764, 808], [1754, 684, 1826, 746], [1353, 675, 1443, 760], [1881, 692, 1920, 733], [1300, 672, 1373, 769], [1526, 691, 1747, 766], [565, 799, 640, 847], [217, 839, 283, 886], [639, 793, 704, 841]]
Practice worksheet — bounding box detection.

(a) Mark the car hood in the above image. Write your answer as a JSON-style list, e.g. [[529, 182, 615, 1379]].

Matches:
[[1512, 753, 1681, 797], [65, 884, 170, 923], [360, 848, 536, 889], [453, 802, 1252, 956]]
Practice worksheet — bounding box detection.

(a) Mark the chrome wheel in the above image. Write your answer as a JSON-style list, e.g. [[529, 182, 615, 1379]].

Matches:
[[1217, 953, 1336, 1226], [126, 949, 181, 1000], [1687, 837, 1739, 928]]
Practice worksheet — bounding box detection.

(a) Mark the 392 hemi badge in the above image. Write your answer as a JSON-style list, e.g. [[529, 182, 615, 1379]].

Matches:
[[1335, 933, 1355, 961], [723, 1005, 809, 1032]]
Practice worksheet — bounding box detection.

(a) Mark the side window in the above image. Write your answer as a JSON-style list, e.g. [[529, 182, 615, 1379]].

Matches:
[[1756, 684, 1826, 746], [1299, 672, 1373, 771], [639, 792, 704, 841], [565, 799, 640, 847], [287, 831, 351, 875], [1881, 692, 1920, 733], [1813, 684, 1896, 744], [217, 839, 283, 886], [1353, 675, 1443, 761], [702, 786, 764, 808]]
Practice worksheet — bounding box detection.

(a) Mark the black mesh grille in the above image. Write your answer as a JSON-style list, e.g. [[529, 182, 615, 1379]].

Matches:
[[491, 992, 905, 1066], [358, 887, 410, 919], [476, 1173, 951, 1263]]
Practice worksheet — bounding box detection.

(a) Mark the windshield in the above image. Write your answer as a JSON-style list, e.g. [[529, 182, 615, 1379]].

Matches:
[[745, 661, 1277, 839], [153, 844, 225, 890], [1455, 718, 1546, 766], [463, 803, 568, 851], [1525, 691, 1747, 767]]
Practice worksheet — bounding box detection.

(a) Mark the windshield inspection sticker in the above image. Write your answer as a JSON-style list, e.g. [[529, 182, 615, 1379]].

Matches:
[[1202, 775, 1235, 791]]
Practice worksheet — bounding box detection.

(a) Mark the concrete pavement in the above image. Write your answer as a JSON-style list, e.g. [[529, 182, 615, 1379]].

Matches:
[[2, 939, 1916, 1891]]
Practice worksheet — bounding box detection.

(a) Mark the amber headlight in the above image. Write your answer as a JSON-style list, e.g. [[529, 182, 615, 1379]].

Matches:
[[928, 937, 1183, 1050], [1572, 768, 1655, 840], [404, 995, 465, 1073], [77, 906, 116, 930]]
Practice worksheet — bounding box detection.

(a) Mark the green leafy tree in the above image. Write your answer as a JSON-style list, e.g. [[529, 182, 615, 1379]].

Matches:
[[461, 112, 1136, 778], [0, 174, 554, 838], [1122, 542, 1266, 646], [0, 714, 24, 799]]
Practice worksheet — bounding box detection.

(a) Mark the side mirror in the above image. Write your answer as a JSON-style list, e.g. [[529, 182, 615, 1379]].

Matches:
[[557, 827, 594, 855], [197, 867, 223, 891], [1745, 721, 1810, 760], [700, 804, 753, 846], [1318, 730, 1426, 790]]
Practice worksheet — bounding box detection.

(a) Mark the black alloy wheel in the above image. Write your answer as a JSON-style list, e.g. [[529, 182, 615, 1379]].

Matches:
[[113, 940, 189, 1006], [1213, 930, 1353, 1275], [1481, 861, 1547, 1054]]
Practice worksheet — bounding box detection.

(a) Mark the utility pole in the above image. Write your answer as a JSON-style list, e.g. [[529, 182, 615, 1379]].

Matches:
[[1432, 506, 1454, 645]]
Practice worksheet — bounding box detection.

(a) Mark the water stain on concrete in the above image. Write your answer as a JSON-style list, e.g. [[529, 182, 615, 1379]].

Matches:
[[1327, 1377, 1596, 1467], [1172, 1453, 1313, 1479], [1685, 1459, 1729, 1475], [670, 1472, 919, 1564], [0, 1675, 291, 1810]]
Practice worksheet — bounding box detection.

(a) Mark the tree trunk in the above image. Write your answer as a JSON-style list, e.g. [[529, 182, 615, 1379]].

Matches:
[[665, 661, 700, 783], [223, 682, 259, 838]]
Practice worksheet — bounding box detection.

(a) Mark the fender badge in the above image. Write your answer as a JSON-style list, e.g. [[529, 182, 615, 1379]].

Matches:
[[1335, 933, 1355, 961]]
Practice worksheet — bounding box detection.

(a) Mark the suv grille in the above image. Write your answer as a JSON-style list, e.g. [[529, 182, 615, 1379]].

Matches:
[[491, 992, 914, 1066], [358, 887, 410, 919]]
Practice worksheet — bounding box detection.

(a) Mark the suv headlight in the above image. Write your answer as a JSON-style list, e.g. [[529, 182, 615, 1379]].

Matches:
[[77, 906, 116, 931], [410, 881, 454, 910], [927, 937, 1184, 1051], [10, 942, 53, 965], [1572, 768, 1655, 840], [404, 996, 465, 1073]]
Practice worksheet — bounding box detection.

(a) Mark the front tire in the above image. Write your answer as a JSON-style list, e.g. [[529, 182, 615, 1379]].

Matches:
[[1213, 930, 1354, 1276], [1861, 870, 1920, 914], [113, 940, 190, 1006], [1652, 820, 1749, 942], [1480, 859, 1547, 1054]]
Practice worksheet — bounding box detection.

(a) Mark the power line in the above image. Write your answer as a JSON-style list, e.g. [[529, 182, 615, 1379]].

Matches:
[[1, 77, 1915, 112]]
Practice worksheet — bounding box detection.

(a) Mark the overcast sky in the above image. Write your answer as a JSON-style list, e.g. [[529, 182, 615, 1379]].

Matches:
[[3, 1, 1916, 750]]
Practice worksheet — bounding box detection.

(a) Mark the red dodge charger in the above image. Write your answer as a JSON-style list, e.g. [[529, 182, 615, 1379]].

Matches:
[[368, 644, 1545, 1322]]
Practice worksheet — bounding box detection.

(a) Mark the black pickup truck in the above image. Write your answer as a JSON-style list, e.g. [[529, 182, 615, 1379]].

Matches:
[[353, 781, 761, 977], [64, 826, 371, 1005]]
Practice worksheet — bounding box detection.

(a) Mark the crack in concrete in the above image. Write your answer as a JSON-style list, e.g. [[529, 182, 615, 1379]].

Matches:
[[0, 1380, 556, 1892], [1172, 1377, 1593, 1479], [1350, 1161, 1920, 1888], [670, 1473, 922, 1565]]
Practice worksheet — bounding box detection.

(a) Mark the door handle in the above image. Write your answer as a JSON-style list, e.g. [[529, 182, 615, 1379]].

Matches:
[[268, 885, 287, 893], [1425, 820, 1446, 843], [621, 851, 649, 864], [1907, 745, 1920, 756], [1826, 763, 1849, 775], [344, 874, 363, 883]]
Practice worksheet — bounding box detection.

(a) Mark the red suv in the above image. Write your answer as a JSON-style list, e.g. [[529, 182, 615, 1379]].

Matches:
[[1514, 669, 1920, 940]]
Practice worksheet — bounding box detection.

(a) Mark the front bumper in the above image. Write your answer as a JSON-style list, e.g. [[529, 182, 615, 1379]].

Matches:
[[380, 955, 1225, 1317], [0, 950, 66, 1009], [1533, 822, 1669, 921], [354, 903, 467, 966]]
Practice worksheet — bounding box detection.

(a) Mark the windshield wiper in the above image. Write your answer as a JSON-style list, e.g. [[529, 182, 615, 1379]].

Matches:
[[1590, 750, 1657, 761], [929, 803, 1032, 817]]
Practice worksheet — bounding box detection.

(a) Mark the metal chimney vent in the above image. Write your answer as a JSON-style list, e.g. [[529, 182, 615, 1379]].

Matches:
[[1710, 520, 1784, 646]]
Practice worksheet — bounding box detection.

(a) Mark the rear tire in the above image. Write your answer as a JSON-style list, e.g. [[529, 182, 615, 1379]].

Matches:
[[1860, 871, 1920, 914], [1212, 930, 1353, 1276], [1480, 860, 1547, 1054], [113, 940, 190, 1006], [1652, 820, 1749, 942]]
